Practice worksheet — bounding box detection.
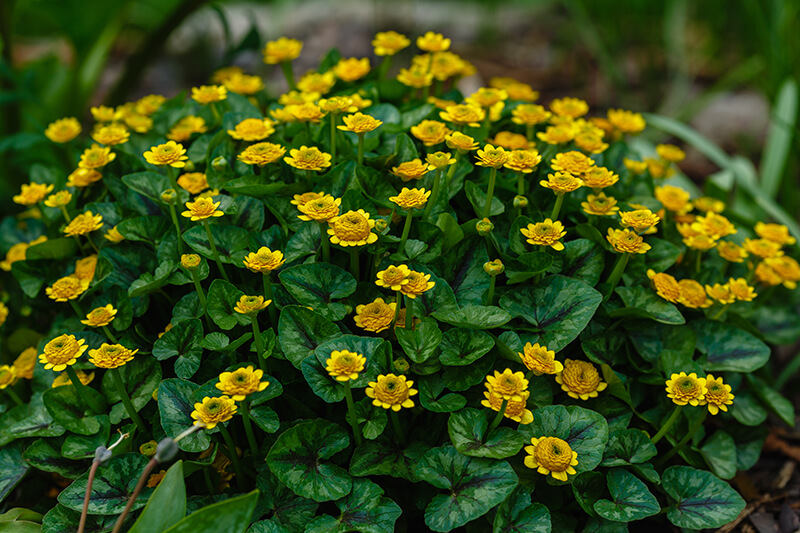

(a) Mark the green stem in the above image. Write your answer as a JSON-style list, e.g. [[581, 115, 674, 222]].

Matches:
[[209, 102, 221, 127], [102, 326, 119, 344], [775, 352, 800, 390], [280, 60, 296, 90], [168, 202, 184, 254], [483, 167, 498, 219], [319, 223, 331, 262], [69, 300, 84, 320], [405, 295, 413, 330], [85, 233, 99, 253], [422, 169, 441, 221], [650, 405, 683, 444], [517, 172, 525, 196], [203, 467, 215, 494], [377, 55, 392, 81], [166, 166, 180, 196], [525, 124, 533, 142], [391, 293, 402, 327], [656, 411, 707, 465], [329, 113, 337, 165], [389, 410, 406, 447], [110, 368, 147, 434], [486, 275, 497, 306], [709, 303, 729, 321], [4, 387, 23, 406], [240, 401, 259, 458], [488, 399, 508, 433], [203, 220, 230, 282], [251, 315, 267, 373], [60, 206, 72, 224], [550, 194, 565, 220], [343, 381, 363, 447], [445, 152, 461, 187], [695, 249, 703, 274], [190, 269, 212, 329], [398, 211, 413, 254], [350, 249, 360, 281], [64, 365, 104, 414], [357, 133, 365, 166], [304, 169, 313, 190], [605, 253, 630, 295], [263, 275, 277, 328], [217, 425, 245, 491]]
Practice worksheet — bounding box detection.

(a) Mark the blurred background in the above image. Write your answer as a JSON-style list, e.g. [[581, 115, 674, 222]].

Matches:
[[0, 0, 797, 213]]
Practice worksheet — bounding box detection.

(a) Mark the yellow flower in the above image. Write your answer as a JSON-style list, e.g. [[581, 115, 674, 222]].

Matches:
[[397, 67, 433, 88], [328, 209, 377, 247], [227, 118, 275, 141], [501, 81, 539, 102], [224, 73, 264, 95], [647, 269, 681, 303], [44, 190, 73, 208], [550, 151, 594, 176], [475, 144, 509, 168], [400, 270, 435, 299], [580, 167, 617, 190], [656, 144, 685, 163], [139, 440, 158, 456], [238, 142, 286, 166], [411, 120, 451, 146], [45, 117, 82, 143], [81, 304, 118, 327], [326, 350, 366, 382], [620, 209, 660, 233], [683, 234, 718, 252], [445, 132, 479, 152], [417, 31, 450, 52], [135, 94, 165, 115], [743, 238, 784, 259], [655, 185, 691, 213], [46, 276, 89, 302], [13, 183, 54, 206], [582, 192, 619, 216], [91, 105, 116, 122], [159, 323, 173, 339], [485, 369, 529, 402], [550, 97, 588, 118], [291, 191, 324, 207], [606, 228, 650, 254], [764, 256, 800, 289], [212, 66, 244, 84], [518, 342, 562, 376], [372, 31, 410, 56], [177, 172, 209, 195], [376, 265, 411, 291], [389, 188, 430, 210], [607, 109, 646, 134], [233, 295, 271, 315], [512, 104, 551, 126], [263, 37, 302, 64], [39, 334, 88, 371], [481, 390, 533, 424], [74, 255, 98, 281], [191, 396, 238, 429], [297, 72, 336, 95], [13, 348, 37, 380], [145, 470, 167, 488], [1, 243, 28, 271], [338, 113, 382, 134], [694, 196, 725, 213], [483, 259, 505, 276], [88, 343, 138, 369], [105, 226, 125, 244], [728, 277, 757, 301], [439, 104, 485, 127], [366, 374, 417, 411], [0, 365, 16, 390], [521, 219, 566, 251], [466, 87, 508, 108], [574, 133, 609, 154], [705, 283, 735, 304], [67, 168, 103, 188], [556, 359, 607, 400], [78, 144, 116, 170], [144, 141, 188, 168], [666, 372, 707, 406], [355, 298, 396, 333], [333, 57, 370, 82], [52, 369, 94, 388], [0, 302, 7, 326], [540, 172, 583, 195], [285, 146, 332, 171], [92, 124, 130, 146], [755, 222, 796, 246], [297, 194, 342, 222], [524, 436, 579, 481], [623, 158, 648, 175], [182, 197, 224, 221], [700, 374, 734, 415], [287, 102, 326, 123], [716, 241, 748, 263], [691, 212, 736, 239], [504, 149, 541, 173], [216, 365, 269, 400], [755, 262, 783, 287], [167, 116, 208, 142], [181, 254, 201, 270], [390, 159, 430, 182], [426, 152, 456, 171], [64, 211, 103, 237], [318, 96, 356, 114], [243, 247, 285, 274], [191, 85, 227, 104], [491, 131, 529, 150], [678, 279, 713, 309]]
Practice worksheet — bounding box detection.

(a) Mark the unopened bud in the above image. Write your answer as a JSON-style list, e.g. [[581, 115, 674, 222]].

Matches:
[[154, 438, 179, 463], [513, 195, 529, 208], [484, 259, 505, 276], [183, 160, 196, 172], [181, 254, 201, 270], [476, 218, 494, 236], [161, 189, 177, 203], [211, 156, 228, 171], [394, 357, 410, 373], [375, 219, 389, 232]]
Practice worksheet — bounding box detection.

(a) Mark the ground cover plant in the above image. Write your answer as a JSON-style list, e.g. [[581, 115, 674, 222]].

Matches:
[[1, 29, 798, 533]]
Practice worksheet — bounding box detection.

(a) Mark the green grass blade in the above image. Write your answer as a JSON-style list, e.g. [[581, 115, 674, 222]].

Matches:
[[759, 77, 798, 199], [643, 113, 731, 168]]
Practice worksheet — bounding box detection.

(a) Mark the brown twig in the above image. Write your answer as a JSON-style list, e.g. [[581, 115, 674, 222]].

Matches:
[[77, 461, 100, 533], [111, 457, 158, 533]]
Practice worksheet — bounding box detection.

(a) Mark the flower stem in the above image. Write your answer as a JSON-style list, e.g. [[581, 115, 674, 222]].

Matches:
[[422, 169, 441, 221], [190, 269, 212, 330], [398, 211, 413, 254], [550, 194, 565, 221], [488, 399, 508, 434], [202, 220, 230, 282], [605, 253, 630, 295], [251, 315, 268, 373], [350, 248, 360, 281], [517, 172, 526, 196], [4, 388, 23, 406], [240, 401, 260, 458], [203, 467, 215, 494], [650, 405, 683, 444], [357, 133, 365, 166], [695, 250, 703, 274], [263, 275, 277, 328], [709, 303, 729, 321], [486, 275, 497, 307], [110, 367, 147, 435], [405, 294, 413, 330], [69, 300, 84, 320], [319, 223, 331, 263], [391, 293, 402, 328], [483, 167, 498, 219], [280, 60, 296, 90], [390, 410, 406, 447], [445, 151, 460, 188], [656, 411, 707, 465], [343, 381, 363, 447], [526, 124, 533, 142], [217, 425, 245, 491], [166, 166, 180, 195], [329, 113, 338, 164], [60, 206, 72, 224], [64, 365, 104, 414], [85, 233, 99, 253], [167, 202, 184, 254], [102, 326, 119, 344], [377, 55, 392, 81]]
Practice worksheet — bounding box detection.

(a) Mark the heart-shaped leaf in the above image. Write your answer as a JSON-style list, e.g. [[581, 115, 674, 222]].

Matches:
[[662, 466, 745, 529], [593, 469, 660, 522]]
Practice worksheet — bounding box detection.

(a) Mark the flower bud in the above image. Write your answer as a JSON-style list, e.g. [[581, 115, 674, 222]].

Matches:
[[513, 195, 529, 208], [375, 218, 389, 232], [476, 218, 494, 236], [154, 437, 179, 463], [183, 160, 196, 172], [211, 155, 228, 171], [181, 254, 201, 270], [484, 259, 505, 276], [161, 189, 177, 203], [393, 357, 410, 373]]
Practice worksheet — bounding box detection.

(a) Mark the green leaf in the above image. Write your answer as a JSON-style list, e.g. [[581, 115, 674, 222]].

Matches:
[[438, 328, 494, 366], [492, 488, 551, 533], [26, 238, 77, 261], [442, 351, 495, 392], [129, 461, 186, 533], [122, 171, 171, 202], [22, 439, 85, 478], [395, 318, 442, 363], [499, 275, 602, 351], [691, 319, 770, 372], [418, 375, 467, 413], [440, 236, 491, 306], [158, 379, 211, 452], [164, 490, 259, 533], [266, 420, 352, 502], [0, 444, 28, 504], [465, 180, 504, 217], [61, 417, 110, 459], [42, 505, 118, 533], [42, 386, 108, 436], [153, 318, 204, 378], [729, 390, 768, 427], [432, 305, 512, 329], [611, 286, 685, 325], [101, 357, 161, 424], [183, 224, 249, 264], [278, 306, 341, 369], [561, 239, 604, 286], [118, 216, 173, 246], [519, 405, 609, 476], [699, 431, 737, 480], [662, 466, 745, 529], [448, 408, 525, 459], [572, 471, 605, 518], [354, 398, 387, 440], [223, 175, 287, 197], [626, 322, 696, 366], [504, 252, 554, 285], [279, 263, 356, 319], [745, 375, 795, 427], [349, 438, 429, 482], [250, 405, 280, 433], [415, 444, 518, 532], [601, 429, 657, 467], [593, 469, 660, 522], [760, 78, 798, 199], [0, 397, 65, 447], [129, 260, 176, 297], [206, 279, 249, 330], [58, 454, 153, 514], [304, 479, 401, 533]]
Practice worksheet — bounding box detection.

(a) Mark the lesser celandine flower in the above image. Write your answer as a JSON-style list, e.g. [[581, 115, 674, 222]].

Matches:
[[728, 277, 757, 301], [391, 159, 430, 181], [182, 197, 223, 221], [524, 437, 579, 481], [620, 209, 660, 233], [13, 348, 37, 380], [647, 269, 681, 303], [518, 342, 563, 376], [92, 124, 130, 146], [537, 124, 576, 144], [607, 228, 650, 254], [521, 220, 566, 251], [52, 369, 94, 388], [425, 152, 456, 171], [297, 194, 341, 221], [176, 172, 208, 195], [550, 97, 588, 118], [243, 247, 285, 273], [677, 279, 713, 309], [0, 365, 17, 390], [755, 222, 796, 245], [765, 256, 800, 289], [556, 359, 607, 400], [417, 31, 450, 52], [233, 295, 271, 315], [656, 144, 685, 163], [440, 104, 484, 127], [692, 212, 736, 239], [88, 343, 138, 369], [13, 183, 54, 206], [216, 366, 269, 400], [326, 350, 366, 382], [81, 304, 117, 327], [44, 190, 72, 208], [705, 283, 735, 304], [64, 211, 103, 237], [397, 67, 433, 88], [285, 146, 332, 171], [46, 276, 89, 302], [74, 255, 98, 281], [411, 120, 450, 146], [191, 85, 227, 104], [504, 149, 541, 173], [328, 209, 377, 247], [287, 102, 326, 123], [167, 116, 207, 142], [743, 237, 784, 259], [78, 144, 116, 170], [91, 105, 116, 122], [372, 31, 410, 56], [539, 172, 583, 195], [297, 72, 335, 95], [445, 132, 479, 153], [581, 167, 618, 191], [227, 118, 275, 141], [376, 265, 411, 291], [263, 37, 302, 64], [701, 375, 734, 415], [665, 372, 707, 406], [485, 369, 528, 402], [716, 241, 748, 263], [105, 226, 125, 244], [144, 141, 188, 168], [354, 298, 396, 333], [191, 396, 237, 429], [399, 271, 435, 299], [39, 334, 88, 371], [512, 104, 551, 127], [582, 193, 619, 216], [366, 374, 417, 411], [474, 144, 508, 168], [550, 151, 594, 176], [607, 109, 646, 134], [333, 57, 370, 82], [481, 390, 533, 424], [67, 168, 102, 188], [390, 188, 430, 210], [45, 117, 82, 143], [491, 131, 529, 150], [224, 73, 264, 95], [655, 185, 692, 213], [238, 142, 286, 167]]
